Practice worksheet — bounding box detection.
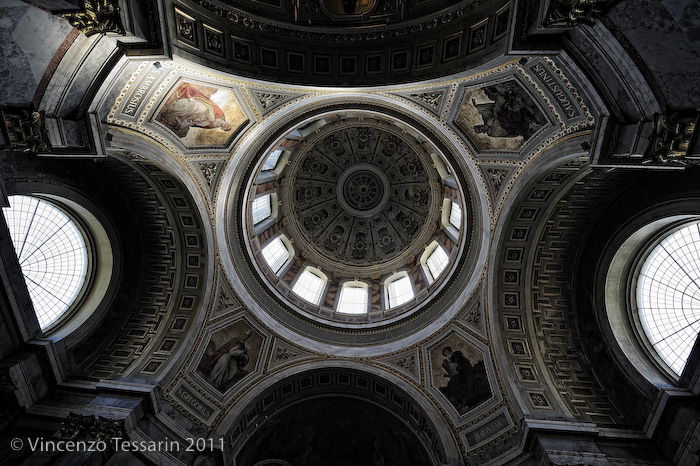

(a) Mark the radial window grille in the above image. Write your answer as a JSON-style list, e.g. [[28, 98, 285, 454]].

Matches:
[[449, 201, 462, 229], [386, 275, 414, 309], [292, 269, 326, 305], [426, 244, 449, 281], [636, 221, 700, 376], [252, 194, 272, 224], [261, 236, 290, 274], [337, 282, 368, 314], [2, 195, 89, 330]]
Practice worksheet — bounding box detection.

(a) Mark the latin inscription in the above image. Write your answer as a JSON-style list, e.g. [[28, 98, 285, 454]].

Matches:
[[121, 69, 164, 117], [530, 63, 580, 119], [465, 412, 509, 445], [175, 385, 214, 420]]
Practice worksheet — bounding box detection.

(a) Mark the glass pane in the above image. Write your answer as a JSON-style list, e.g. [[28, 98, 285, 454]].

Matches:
[[252, 194, 272, 224], [427, 244, 449, 281], [292, 269, 325, 305], [337, 283, 368, 314], [261, 236, 289, 273], [387, 275, 413, 308], [636, 222, 700, 376], [262, 149, 283, 171], [449, 201, 461, 229], [2, 195, 89, 330]]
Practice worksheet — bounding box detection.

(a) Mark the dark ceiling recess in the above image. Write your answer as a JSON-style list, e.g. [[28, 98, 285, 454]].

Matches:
[[168, 0, 512, 85]]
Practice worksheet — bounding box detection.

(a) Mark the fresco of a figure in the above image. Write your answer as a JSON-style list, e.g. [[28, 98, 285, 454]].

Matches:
[[156, 81, 248, 148], [196, 321, 262, 393], [456, 81, 547, 152], [430, 334, 491, 414]]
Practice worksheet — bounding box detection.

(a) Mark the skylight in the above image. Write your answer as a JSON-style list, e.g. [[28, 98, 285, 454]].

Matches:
[[636, 221, 700, 376], [2, 195, 89, 330]]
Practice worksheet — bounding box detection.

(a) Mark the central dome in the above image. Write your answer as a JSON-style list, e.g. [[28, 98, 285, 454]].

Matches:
[[240, 109, 472, 328], [280, 119, 439, 274]]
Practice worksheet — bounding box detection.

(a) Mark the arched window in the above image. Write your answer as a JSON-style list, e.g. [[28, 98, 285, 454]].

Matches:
[[337, 281, 369, 314], [449, 201, 461, 229], [635, 221, 700, 376], [292, 267, 327, 305], [421, 241, 450, 283], [252, 194, 273, 224], [262, 235, 292, 274], [385, 273, 414, 309], [440, 198, 463, 244], [2, 195, 90, 330], [262, 149, 284, 171]]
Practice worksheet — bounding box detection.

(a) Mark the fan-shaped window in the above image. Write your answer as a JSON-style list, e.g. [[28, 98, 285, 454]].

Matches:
[[449, 201, 462, 229], [252, 194, 273, 224], [292, 268, 327, 305], [385, 273, 414, 309], [2, 195, 89, 330], [635, 221, 700, 376], [262, 236, 292, 274], [337, 281, 369, 314]]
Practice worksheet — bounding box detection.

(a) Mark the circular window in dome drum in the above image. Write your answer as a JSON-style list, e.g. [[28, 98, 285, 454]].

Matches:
[[2, 195, 90, 331], [635, 221, 700, 377]]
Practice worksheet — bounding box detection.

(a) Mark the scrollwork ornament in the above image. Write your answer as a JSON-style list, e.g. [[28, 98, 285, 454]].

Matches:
[[54, 412, 126, 444], [59, 0, 125, 36], [644, 111, 699, 166], [0, 108, 51, 154], [544, 0, 620, 27]]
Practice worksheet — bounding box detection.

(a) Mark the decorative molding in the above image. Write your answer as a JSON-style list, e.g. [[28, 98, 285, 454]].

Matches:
[[250, 89, 303, 115], [400, 89, 448, 115], [478, 164, 517, 207], [58, 0, 125, 36], [195, 160, 225, 190], [644, 111, 699, 165], [266, 338, 314, 371], [544, 0, 620, 27], [0, 108, 51, 153], [457, 294, 486, 337], [378, 348, 421, 381], [54, 412, 126, 443]]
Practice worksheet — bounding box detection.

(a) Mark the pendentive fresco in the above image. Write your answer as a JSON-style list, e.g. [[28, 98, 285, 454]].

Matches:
[[155, 81, 248, 148], [456, 80, 548, 152]]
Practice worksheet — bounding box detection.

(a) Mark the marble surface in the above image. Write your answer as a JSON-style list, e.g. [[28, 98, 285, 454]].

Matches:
[[608, 0, 700, 109], [0, 1, 72, 106]]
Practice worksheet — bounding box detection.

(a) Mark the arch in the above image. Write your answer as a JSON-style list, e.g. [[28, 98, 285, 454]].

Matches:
[[213, 362, 462, 465], [91, 128, 217, 385]]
